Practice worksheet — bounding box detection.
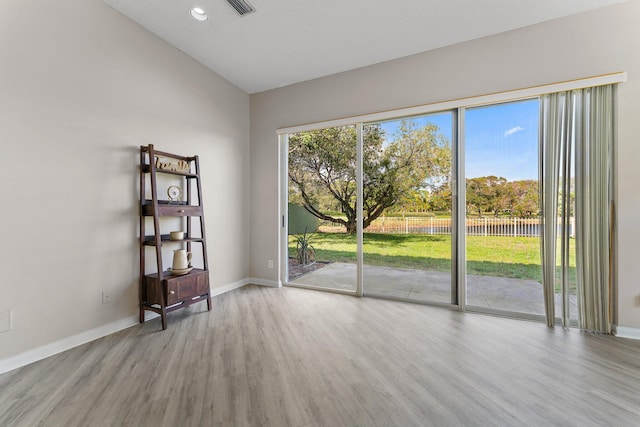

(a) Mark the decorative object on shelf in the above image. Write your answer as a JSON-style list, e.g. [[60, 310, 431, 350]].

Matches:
[[169, 231, 184, 240], [167, 266, 193, 276], [155, 156, 190, 173], [172, 249, 192, 270], [167, 185, 182, 201], [139, 144, 211, 330]]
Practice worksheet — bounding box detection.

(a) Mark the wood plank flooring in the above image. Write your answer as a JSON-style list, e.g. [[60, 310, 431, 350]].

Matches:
[[1, 284, 640, 426]]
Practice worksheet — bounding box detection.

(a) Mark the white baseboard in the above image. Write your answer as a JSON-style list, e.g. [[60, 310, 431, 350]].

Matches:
[[614, 326, 640, 340], [0, 278, 255, 375], [210, 278, 251, 296], [0, 315, 141, 375], [248, 277, 282, 288]]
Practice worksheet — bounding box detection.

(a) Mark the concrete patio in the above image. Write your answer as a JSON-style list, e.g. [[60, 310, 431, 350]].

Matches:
[[290, 262, 577, 319]]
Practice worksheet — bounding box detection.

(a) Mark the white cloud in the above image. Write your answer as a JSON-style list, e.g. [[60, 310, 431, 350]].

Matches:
[[504, 126, 524, 137]]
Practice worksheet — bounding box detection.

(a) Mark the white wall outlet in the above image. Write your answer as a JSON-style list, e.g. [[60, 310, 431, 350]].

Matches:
[[268, 259, 274, 269], [0, 310, 12, 333], [102, 291, 112, 304]]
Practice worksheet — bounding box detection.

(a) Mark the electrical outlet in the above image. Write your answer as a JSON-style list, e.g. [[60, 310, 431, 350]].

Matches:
[[268, 259, 274, 269], [0, 310, 12, 333], [102, 291, 112, 304]]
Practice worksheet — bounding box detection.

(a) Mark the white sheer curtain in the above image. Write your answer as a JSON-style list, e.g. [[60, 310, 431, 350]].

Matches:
[[539, 93, 564, 327], [539, 84, 615, 333]]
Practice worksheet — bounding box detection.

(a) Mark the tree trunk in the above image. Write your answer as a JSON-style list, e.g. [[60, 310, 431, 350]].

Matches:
[[345, 221, 357, 235]]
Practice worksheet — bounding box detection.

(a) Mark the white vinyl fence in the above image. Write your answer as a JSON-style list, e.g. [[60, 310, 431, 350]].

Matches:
[[319, 216, 574, 238]]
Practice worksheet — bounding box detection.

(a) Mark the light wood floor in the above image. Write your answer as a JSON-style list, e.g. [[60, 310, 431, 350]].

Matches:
[[1, 285, 640, 427]]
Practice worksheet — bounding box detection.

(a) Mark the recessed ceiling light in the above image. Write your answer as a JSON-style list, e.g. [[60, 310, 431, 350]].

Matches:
[[190, 7, 208, 21]]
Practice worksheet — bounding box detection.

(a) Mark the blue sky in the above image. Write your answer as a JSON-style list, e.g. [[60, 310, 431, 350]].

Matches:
[[378, 98, 539, 181]]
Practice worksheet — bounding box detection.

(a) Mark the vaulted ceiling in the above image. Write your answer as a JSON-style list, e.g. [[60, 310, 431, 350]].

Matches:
[[101, 0, 626, 93]]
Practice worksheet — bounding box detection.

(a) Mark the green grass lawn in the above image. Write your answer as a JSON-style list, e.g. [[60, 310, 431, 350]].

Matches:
[[289, 232, 576, 285]]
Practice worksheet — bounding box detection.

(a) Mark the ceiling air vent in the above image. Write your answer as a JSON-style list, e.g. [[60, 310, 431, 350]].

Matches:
[[226, 0, 255, 16]]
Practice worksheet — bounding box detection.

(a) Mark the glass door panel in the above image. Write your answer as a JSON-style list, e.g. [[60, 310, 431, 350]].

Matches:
[[286, 125, 357, 292], [363, 113, 455, 304], [464, 99, 544, 316]]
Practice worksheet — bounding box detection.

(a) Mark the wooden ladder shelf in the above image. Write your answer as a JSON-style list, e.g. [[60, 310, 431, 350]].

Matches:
[[139, 144, 211, 330]]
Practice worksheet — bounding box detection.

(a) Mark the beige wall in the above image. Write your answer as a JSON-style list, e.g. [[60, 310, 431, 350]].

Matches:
[[250, 1, 640, 329], [0, 0, 250, 359]]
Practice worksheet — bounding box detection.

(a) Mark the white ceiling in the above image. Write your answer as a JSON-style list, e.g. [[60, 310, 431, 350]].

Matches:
[[101, 0, 625, 94]]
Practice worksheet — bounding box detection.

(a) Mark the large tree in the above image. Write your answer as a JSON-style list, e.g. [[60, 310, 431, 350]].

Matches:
[[288, 121, 451, 233], [505, 180, 539, 217], [466, 176, 539, 217], [466, 176, 508, 216]]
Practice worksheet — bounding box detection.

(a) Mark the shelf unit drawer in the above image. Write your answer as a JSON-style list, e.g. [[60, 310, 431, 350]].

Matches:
[[142, 204, 203, 217]]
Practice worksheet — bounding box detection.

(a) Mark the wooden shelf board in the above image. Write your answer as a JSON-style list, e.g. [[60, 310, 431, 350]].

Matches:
[[141, 294, 209, 314], [142, 236, 205, 246], [140, 146, 195, 162], [144, 268, 207, 281]]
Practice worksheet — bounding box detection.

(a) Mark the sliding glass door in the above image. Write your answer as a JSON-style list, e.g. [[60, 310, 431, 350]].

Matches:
[[286, 126, 357, 292], [362, 113, 456, 304], [464, 99, 546, 317], [282, 97, 566, 321]]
